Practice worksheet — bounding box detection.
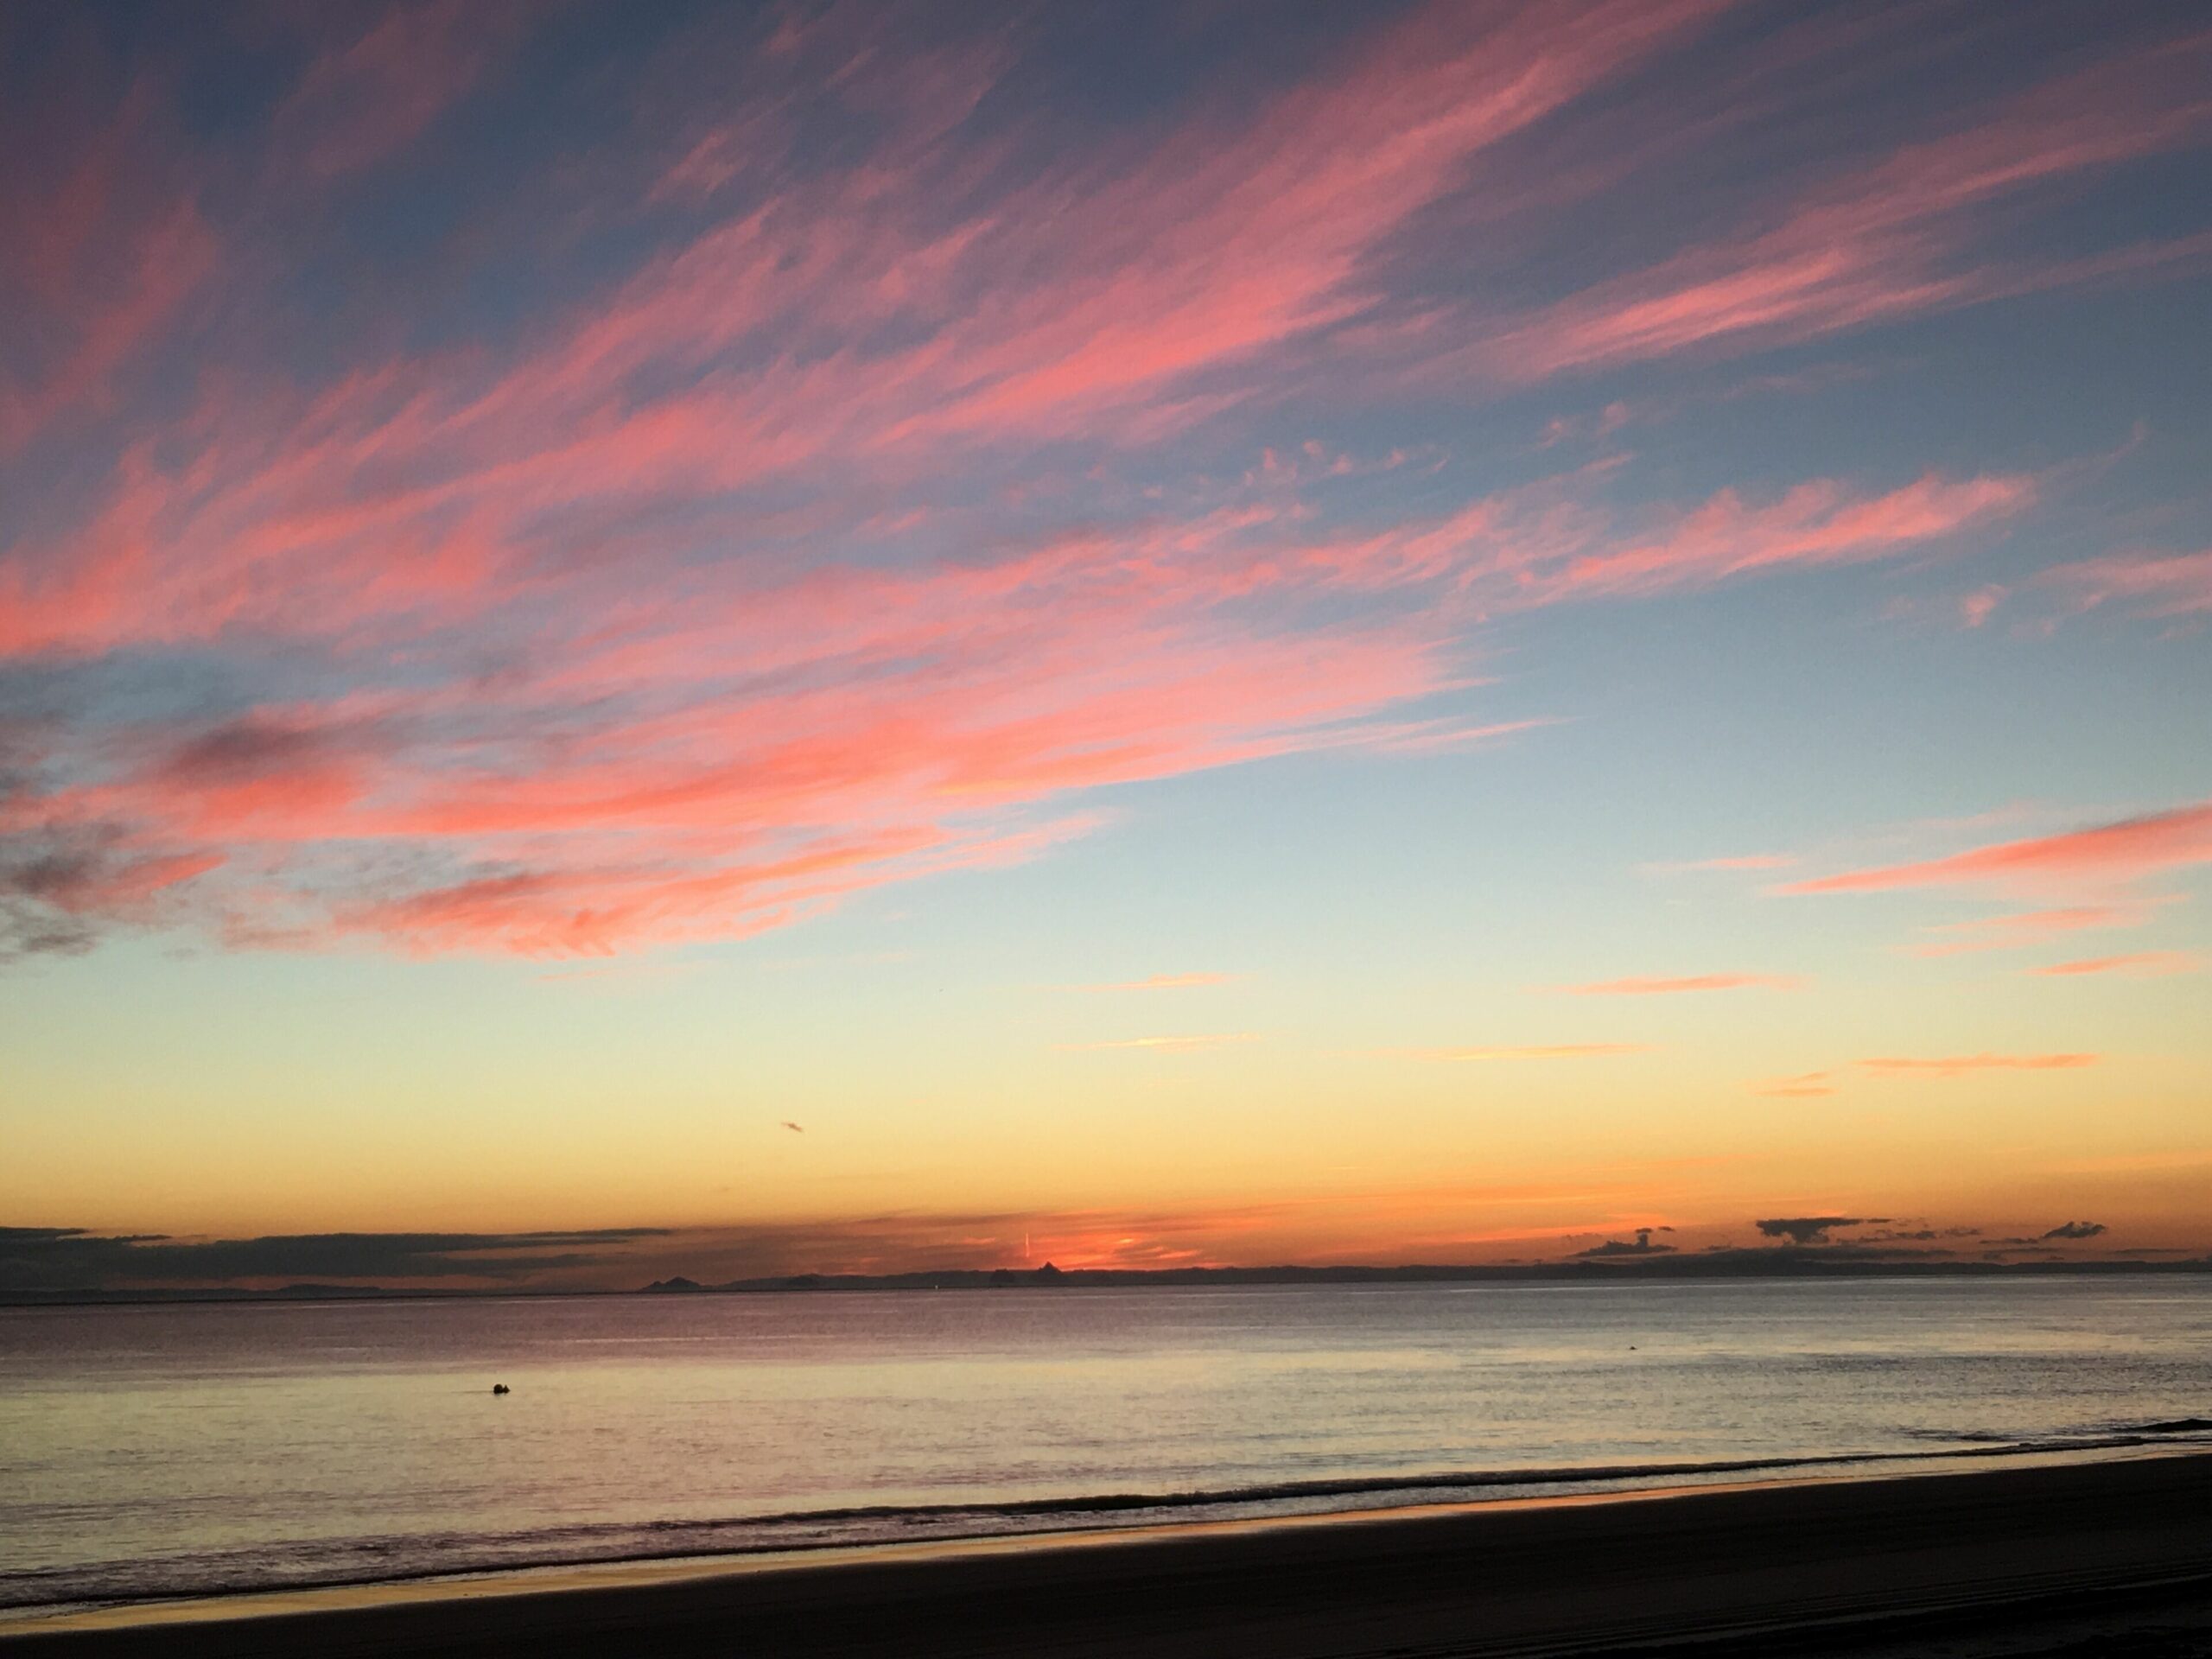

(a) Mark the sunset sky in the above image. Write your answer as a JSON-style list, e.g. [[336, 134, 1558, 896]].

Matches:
[[3, 0, 2209, 1290]]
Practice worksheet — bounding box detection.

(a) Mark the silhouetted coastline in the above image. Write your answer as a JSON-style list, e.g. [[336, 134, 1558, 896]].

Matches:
[[9, 1250, 2212, 1307], [653, 1251, 2212, 1295]]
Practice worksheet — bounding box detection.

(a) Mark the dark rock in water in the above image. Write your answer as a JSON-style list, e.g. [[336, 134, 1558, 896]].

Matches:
[[641, 1276, 705, 1293], [2139, 1416, 2212, 1433], [491, 1383, 511, 1395]]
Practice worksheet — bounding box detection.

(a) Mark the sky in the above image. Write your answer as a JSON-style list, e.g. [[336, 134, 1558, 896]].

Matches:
[[2, 0, 2209, 1292]]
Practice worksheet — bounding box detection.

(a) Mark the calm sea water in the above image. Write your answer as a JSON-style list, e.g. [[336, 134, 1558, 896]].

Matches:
[[3, 1278, 2210, 1611]]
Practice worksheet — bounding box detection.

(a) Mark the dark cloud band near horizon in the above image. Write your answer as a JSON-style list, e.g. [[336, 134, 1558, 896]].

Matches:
[[0, 1211, 2149, 1294], [0, 1226, 677, 1290]]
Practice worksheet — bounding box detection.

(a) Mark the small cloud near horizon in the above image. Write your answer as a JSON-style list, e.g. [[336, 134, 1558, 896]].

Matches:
[[1573, 1226, 1676, 1258], [1756, 1216, 1875, 1244], [2043, 1219, 2107, 1239]]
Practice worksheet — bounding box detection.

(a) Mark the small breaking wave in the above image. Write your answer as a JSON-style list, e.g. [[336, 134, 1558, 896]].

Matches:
[[6, 1430, 2204, 1618]]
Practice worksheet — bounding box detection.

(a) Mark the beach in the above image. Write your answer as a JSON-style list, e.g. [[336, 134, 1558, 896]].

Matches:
[[8, 1452, 2211, 1657]]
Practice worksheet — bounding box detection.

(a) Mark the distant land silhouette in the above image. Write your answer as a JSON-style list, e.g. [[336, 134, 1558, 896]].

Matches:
[[635, 1251, 2212, 1296], [10, 1251, 2209, 1306]]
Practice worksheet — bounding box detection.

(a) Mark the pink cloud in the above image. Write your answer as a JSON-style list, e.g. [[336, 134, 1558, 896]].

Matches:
[[1515, 472, 2032, 603], [1477, 30, 2212, 379], [2031, 951, 2200, 978], [1786, 802, 2212, 897], [1560, 973, 1800, 995], [1380, 1044, 1651, 1062], [1, 500, 1465, 952], [2039, 550, 2212, 620], [0, 92, 215, 454], [0, 6, 1741, 673], [0, 7, 2160, 963], [0, 454, 2043, 955], [910, 0, 1734, 442], [1858, 1053, 2098, 1078], [1959, 584, 2007, 628], [1909, 905, 2142, 957], [1752, 1071, 1835, 1098], [1653, 853, 1798, 873], [274, 1, 528, 177], [327, 815, 1107, 960]]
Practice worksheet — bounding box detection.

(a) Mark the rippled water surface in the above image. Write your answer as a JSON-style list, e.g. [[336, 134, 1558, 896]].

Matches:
[[4, 1277, 2210, 1609]]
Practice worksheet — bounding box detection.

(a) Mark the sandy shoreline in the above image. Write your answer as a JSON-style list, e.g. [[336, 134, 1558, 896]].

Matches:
[[6, 1451, 2212, 1656]]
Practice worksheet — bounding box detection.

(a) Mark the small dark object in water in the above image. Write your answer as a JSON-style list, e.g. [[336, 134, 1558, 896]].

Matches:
[[491, 1383, 511, 1395]]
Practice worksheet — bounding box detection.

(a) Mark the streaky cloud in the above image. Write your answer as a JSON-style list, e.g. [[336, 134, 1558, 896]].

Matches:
[[1052, 1033, 1260, 1052], [1377, 1044, 1651, 1062], [2040, 550, 2212, 620], [1075, 973, 1239, 993], [1560, 973, 1800, 996], [1785, 803, 2212, 896], [1858, 1052, 2098, 1078], [2031, 951, 2200, 978]]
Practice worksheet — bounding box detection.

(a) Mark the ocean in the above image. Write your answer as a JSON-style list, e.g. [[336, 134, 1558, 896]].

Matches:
[[3, 1277, 2210, 1614]]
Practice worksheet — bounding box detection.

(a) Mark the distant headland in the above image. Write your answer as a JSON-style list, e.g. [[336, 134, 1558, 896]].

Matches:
[[638, 1251, 2212, 1295], [10, 1252, 2209, 1307]]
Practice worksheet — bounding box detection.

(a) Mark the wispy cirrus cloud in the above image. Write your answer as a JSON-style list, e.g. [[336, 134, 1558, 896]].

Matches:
[[1786, 803, 2212, 897], [2039, 550, 2212, 620], [1908, 904, 2145, 958], [272, 0, 530, 178], [0, 2, 1756, 962], [1052, 1033, 1261, 1053], [1516, 472, 2033, 602], [1752, 1071, 1834, 1098], [0, 819, 221, 963], [1858, 1052, 2098, 1079], [1756, 1051, 2101, 1092], [0, 449, 2034, 957], [1075, 973, 1239, 993], [1471, 29, 2212, 380], [0, 78, 214, 455], [1376, 1044, 1651, 1063], [2031, 951, 2200, 978], [1649, 853, 1797, 874], [1958, 584, 2008, 629], [1, 2, 2197, 970], [1560, 972, 1799, 995]]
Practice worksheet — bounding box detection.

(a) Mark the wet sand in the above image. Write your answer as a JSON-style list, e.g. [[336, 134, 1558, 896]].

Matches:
[[6, 1451, 2211, 1657]]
